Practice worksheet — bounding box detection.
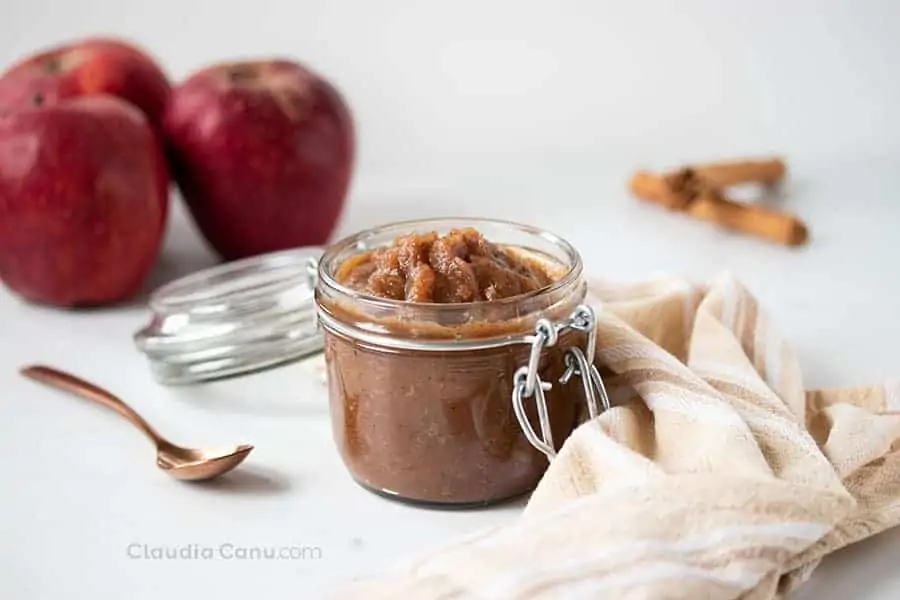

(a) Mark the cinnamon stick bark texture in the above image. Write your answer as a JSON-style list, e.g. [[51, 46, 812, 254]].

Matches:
[[631, 171, 691, 209], [655, 168, 702, 210], [687, 190, 808, 247], [692, 158, 786, 187], [629, 169, 808, 247]]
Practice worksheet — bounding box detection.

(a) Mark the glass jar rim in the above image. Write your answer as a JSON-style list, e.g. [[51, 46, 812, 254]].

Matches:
[[147, 248, 320, 315], [316, 216, 584, 314]]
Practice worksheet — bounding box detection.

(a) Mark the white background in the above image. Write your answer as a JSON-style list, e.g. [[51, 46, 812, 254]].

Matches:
[[1, 1, 899, 598]]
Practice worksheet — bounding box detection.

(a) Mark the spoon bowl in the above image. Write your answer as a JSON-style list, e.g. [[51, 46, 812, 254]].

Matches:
[[21, 365, 254, 482], [157, 443, 255, 481]]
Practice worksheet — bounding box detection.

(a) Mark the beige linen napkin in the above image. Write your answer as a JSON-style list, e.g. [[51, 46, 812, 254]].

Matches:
[[333, 272, 900, 599]]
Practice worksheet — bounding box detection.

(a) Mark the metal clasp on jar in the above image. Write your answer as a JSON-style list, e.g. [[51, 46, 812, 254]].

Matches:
[[511, 304, 610, 461]]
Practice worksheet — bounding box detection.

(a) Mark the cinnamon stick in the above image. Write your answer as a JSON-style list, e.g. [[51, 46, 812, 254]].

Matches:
[[692, 158, 786, 187], [629, 170, 808, 246], [630, 170, 697, 210], [687, 189, 808, 246]]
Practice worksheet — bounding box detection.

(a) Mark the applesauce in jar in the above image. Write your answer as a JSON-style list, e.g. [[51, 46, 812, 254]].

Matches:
[[314, 219, 604, 506]]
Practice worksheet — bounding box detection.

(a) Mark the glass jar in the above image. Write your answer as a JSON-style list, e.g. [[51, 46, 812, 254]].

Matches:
[[133, 218, 609, 508], [315, 218, 606, 507]]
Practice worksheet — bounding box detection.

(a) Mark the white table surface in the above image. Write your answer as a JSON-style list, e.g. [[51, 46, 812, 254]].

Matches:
[[3, 1, 900, 598], [2, 159, 900, 599]]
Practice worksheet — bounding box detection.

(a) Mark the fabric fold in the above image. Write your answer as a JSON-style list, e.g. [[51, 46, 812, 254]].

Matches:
[[331, 273, 900, 599]]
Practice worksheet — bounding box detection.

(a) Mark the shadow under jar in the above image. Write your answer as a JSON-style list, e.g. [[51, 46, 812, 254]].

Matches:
[[315, 218, 600, 507]]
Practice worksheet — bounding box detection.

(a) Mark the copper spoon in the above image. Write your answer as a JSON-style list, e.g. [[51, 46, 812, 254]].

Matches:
[[21, 365, 253, 481]]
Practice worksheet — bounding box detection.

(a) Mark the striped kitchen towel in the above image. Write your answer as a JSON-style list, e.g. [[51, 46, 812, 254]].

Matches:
[[333, 272, 900, 599]]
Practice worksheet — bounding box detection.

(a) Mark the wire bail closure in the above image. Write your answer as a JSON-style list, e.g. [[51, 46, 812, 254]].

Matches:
[[511, 304, 611, 461]]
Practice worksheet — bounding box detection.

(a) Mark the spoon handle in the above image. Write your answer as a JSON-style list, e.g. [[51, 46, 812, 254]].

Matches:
[[20, 365, 165, 446]]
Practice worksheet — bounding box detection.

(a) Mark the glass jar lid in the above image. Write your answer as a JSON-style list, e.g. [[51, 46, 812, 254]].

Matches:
[[134, 247, 324, 385]]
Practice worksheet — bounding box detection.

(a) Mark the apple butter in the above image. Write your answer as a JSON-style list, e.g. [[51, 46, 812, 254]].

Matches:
[[335, 227, 557, 303], [315, 219, 590, 506]]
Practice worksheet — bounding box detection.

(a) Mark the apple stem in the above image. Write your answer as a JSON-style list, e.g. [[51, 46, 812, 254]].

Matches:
[[32, 92, 45, 108], [43, 56, 62, 74], [228, 66, 256, 84]]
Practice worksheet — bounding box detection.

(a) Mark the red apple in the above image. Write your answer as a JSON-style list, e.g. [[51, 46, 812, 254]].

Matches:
[[0, 37, 170, 128], [0, 95, 169, 306], [163, 59, 354, 260]]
